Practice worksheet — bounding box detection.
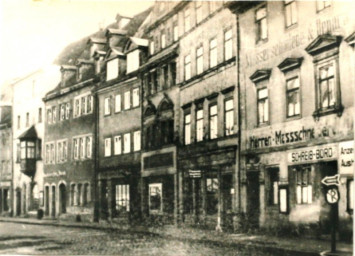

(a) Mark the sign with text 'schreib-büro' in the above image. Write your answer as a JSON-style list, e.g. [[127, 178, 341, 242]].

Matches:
[[287, 144, 338, 164]]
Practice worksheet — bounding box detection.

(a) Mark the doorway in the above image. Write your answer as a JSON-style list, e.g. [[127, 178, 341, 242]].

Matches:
[[59, 184, 66, 214], [247, 172, 260, 229], [16, 189, 21, 216], [51, 186, 56, 217], [45, 186, 49, 216]]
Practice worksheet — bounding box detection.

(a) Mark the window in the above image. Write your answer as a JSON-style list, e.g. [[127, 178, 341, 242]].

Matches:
[[196, 46, 203, 75], [184, 112, 191, 145], [63, 141, 68, 160], [132, 88, 140, 107], [81, 96, 86, 115], [65, 103, 70, 119], [196, 1, 203, 24], [52, 107, 56, 123], [224, 99, 234, 136], [80, 137, 85, 159], [196, 108, 203, 142], [133, 131, 141, 152], [73, 138, 79, 160], [268, 168, 279, 205], [87, 96, 93, 114], [124, 91, 131, 110], [106, 58, 119, 81], [318, 64, 335, 109], [209, 104, 218, 139], [116, 184, 130, 212], [286, 77, 300, 117], [170, 62, 177, 86], [184, 9, 190, 32], [296, 167, 312, 204], [184, 54, 191, 80], [45, 144, 49, 164], [209, 38, 217, 68], [47, 109, 52, 124], [163, 65, 169, 90], [74, 98, 80, 117], [161, 30, 166, 49], [127, 50, 140, 73], [206, 178, 218, 214], [50, 143, 55, 163], [256, 6, 268, 41], [347, 179, 353, 213], [149, 183, 163, 213], [104, 97, 111, 115], [104, 138, 111, 157], [224, 29, 233, 60], [257, 88, 269, 125], [123, 133, 131, 153], [114, 135, 122, 155], [60, 104, 65, 121], [21, 141, 35, 160], [26, 112, 29, 127], [38, 108, 42, 123], [285, 0, 297, 27], [115, 95, 121, 113], [173, 14, 178, 41], [17, 115, 21, 129], [317, 0, 331, 11], [57, 141, 63, 162], [150, 41, 155, 55]]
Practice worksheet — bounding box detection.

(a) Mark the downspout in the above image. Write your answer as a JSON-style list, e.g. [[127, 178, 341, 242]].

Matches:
[[93, 81, 100, 222]]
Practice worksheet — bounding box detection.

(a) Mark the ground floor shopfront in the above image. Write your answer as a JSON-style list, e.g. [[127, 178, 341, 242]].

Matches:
[[241, 140, 353, 239]]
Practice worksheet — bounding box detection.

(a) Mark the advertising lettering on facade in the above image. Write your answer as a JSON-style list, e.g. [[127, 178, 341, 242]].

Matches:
[[338, 141, 354, 175], [287, 144, 338, 164], [43, 170, 66, 177]]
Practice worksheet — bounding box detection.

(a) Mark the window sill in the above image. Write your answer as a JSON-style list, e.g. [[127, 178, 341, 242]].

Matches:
[[256, 122, 270, 128], [256, 38, 268, 46], [312, 104, 344, 121], [285, 23, 298, 32], [286, 114, 302, 122]]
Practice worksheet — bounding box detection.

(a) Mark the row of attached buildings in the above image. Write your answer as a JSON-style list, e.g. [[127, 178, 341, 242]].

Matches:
[[1, 1, 354, 238]]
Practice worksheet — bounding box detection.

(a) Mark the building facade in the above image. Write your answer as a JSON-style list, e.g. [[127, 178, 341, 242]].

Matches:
[[228, 0, 354, 238], [12, 68, 59, 216]]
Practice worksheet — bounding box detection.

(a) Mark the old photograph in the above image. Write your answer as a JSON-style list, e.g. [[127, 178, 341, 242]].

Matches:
[[0, 0, 354, 255]]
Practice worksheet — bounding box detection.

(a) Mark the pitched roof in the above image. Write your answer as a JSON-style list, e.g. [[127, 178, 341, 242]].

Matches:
[[18, 125, 38, 140]]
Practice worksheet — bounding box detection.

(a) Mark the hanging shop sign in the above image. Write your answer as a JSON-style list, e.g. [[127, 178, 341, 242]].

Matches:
[[338, 141, 354, 175], [287, 144, 337, 164]]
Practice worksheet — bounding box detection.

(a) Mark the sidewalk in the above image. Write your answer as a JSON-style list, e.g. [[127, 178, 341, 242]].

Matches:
[[0, 217, 352, 256]]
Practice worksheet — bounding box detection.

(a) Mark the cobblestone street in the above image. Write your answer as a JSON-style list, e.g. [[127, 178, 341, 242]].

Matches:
[[0, 222, 276, 255]]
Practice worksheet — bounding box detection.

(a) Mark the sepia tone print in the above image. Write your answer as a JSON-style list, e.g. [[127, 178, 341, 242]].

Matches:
[[0, 0, 354, 255]]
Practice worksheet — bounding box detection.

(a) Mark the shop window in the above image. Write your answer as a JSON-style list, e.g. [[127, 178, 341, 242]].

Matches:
[[206, 178, 218, 214], [184, 8, 190, 33], [133, 130, 141, 152], [316, 0, 331, 11], [104, 97, 111, 116], [132, 88, 140, 107], [149, 183, 163, 214], [173, 14, 178, 42], [196, 107, 203, 142], [123, 133, 131, 153], [184, 112, 191, 145], [285, 0, 297, 27], [195, 1, 203, 24], [115, 184, 130, 212], [106, 58, 119, 81], [257, 88, 269, 125], [256, 6, 268, 42], [104, 138, 111, 157], [224, 98, 234, 136], [184, 54, 191, 81], [224, 29, 233, 61], [209, 104, 218, 139], [286, 77, 300, 117], [115, 94, 121, 113], [296, 167, 312, 204], [209, 38, 217, 68], [196, 46, 203, 75], [38, 108, 42, 123], [347, 179, 353, 213], [268, 168, 279, 205], [114, 135, 122, 155]]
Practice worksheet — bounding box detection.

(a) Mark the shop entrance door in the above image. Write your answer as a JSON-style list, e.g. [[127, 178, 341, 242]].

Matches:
[[247, 172, 260, 229], [16, 189, 21, 216]]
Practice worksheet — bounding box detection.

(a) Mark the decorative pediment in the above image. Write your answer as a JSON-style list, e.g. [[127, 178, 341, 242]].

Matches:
[[157, 93, 174, 113], [305, 34, 342, 56], [345, 31, 355, 48], [143, 101, 156, 118], [249, 69, 271, 83], [277, 57, 303, 73]]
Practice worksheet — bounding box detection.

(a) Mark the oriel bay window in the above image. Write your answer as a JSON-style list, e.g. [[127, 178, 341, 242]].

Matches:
[[257, 88, 269, 125], [224, 98, 234, 136], [256, 6, 268, 41], [21, 141, 35, 160], [286, 77, 300, 117], [209, 104, 218, 139]]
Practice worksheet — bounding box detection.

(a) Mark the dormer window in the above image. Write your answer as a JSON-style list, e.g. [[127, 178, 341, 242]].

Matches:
[[106, 58, 119, 81], [127, 49, 140, 73], [150, 41, 155, 55]]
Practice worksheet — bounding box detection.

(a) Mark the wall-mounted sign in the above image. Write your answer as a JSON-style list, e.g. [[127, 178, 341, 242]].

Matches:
[[325, 187, 340, 205], [338, 141, 354, 175], [44, 170, 66, 177], [189, 170, 202, 179], [287, 144, 337, 164], [322, 174, 340, 187]]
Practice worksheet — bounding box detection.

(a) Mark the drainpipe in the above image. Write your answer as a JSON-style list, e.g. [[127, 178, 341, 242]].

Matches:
[[93, 81, 100, 222]]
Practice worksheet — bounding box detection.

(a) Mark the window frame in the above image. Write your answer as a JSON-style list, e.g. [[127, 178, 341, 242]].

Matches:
[[115, 94, 121, 113], [296, 166, 313, 205], [106, 57, 119, 81], [209, 103, 218, 140], [196, 106, 204, 142], [255, 5, 268, 42], [316, 0, 331, 12], [195, 1, 203, 24], [184, 8, 191, 33], [104, 97, 111, 116], [124, 91, 131, 110], [224, 28, 233, 61], [257, 87, 269, 126], [286, 76, 301, 118], [104, 137, 112, 157], [284, 0, 298, 28], [133, 130, 141, 152], [184, 111, 191, 145], [184, 54, 191, 81], [149, 183, 163, 214], [224, 97, 234, 136], [123, 133, 131, 154], [196, 45, 204, 75], [115, 184, 130, 212], [209, 38, 217, 68], [114, 135, 122, 155], [132, 88, 140, 108]]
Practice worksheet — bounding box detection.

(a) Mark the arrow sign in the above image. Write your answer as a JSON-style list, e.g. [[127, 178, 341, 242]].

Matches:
[[321, 174, 340, 186]]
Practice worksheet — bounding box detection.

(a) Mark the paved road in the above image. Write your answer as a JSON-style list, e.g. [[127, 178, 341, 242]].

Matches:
[[0, 222, 275, 255]]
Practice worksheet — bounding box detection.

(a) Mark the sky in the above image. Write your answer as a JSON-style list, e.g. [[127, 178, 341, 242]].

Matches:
[[0, 0, 154, 88]]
